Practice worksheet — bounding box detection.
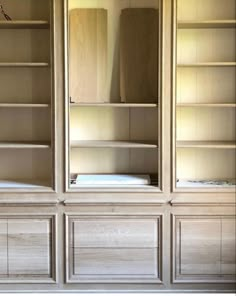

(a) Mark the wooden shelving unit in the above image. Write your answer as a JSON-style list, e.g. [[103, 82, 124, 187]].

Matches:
[[0, 0, 54, 191], [173, 0, 236, 192], [66, 0, 161, 190]]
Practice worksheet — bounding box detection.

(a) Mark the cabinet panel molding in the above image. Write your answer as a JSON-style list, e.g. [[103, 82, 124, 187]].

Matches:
[[65, 215, 162, 283], [0, 214, 57, 283], [172, 215, 236, 283]]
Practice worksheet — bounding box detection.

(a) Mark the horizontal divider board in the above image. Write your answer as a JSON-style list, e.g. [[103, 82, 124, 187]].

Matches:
[[177, 20, 236, 29], [177, 62, 236, 67], [70, 103, 158, 108], [0, 103, 50, 108], [0, 20, 50, 29], [0, 141, 51, 149], [0, 63, 49, 67], [0, 180, 51, 190], [177, 141, 236, 149], [177, 103, 236, 108], [70, 140, 158, 148]]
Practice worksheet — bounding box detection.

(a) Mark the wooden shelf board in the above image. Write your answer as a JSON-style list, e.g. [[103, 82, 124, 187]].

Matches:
[[0, 179, 51, 189], [177, 179, 236, 188], [0, 62, 49, 67], [70, 103, 158, 108], [178, 20, 236, 29], [0, 103, 50, 108], [0, 141, 51, 149], [0, 20, 50, 29], [177, 141, 236, 149], [177, 62, 236, 67], [177, 103, 236, 108], [70, 140, 158, 148]]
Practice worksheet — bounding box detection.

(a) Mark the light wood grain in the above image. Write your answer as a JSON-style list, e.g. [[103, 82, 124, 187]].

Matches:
[[0, 142, 51, 149], [69, 9, 107, 103], [177, 103, 236, 107], [120, 8, 158, 103], [222, 219, 236, 275], [0, 103, 50, 108], [0, 220, 7, 275], [8, 219, 51, 276], [73, 248, 158, 277], [0, 62, 49, 67], [177, 62, 236, 67], [178, 219, 221, 275], [72, 219, 158, 248]]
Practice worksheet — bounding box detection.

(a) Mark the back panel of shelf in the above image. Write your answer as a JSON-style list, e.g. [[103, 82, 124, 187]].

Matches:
[[0, 0, 55, 192], [67, 0, 161, 190], [173, 0, 236, 191]]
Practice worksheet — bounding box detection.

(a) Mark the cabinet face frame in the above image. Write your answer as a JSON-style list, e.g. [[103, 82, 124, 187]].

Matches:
[[172, 214, 236, 283], [63, 0, 164, 193], [65, 214, 163, 283], [0, 213, 57, 284], [171, 0, 236, 193], [0, 0, 57, 193]]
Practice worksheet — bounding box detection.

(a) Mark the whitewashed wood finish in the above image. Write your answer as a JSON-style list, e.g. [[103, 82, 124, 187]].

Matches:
[[70, 107, 158, 141], [0, 68, 51, 104], [177, 29, 236, 64], [70, 148, 158, 174], [66, 215, 161, 282], [74, 248, 158, 277], [0, 29, 50, 63], [173, 215, 236, 282], [177, 0, 236, 21], [8, 219, 51, 276], [0, 220, 7, 276], [222, 219, 236, 275], [177, 67, 236, 104], [72, 219, 158, 247], [0, 108, 51, 142], [176, 148, 236, 181]]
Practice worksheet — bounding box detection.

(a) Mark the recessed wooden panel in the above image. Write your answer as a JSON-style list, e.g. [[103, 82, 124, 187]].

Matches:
[[0, 220, 7, 276], [67, 216, 161, 282], [179, 219, 221, 275], [174, 216, 236, 282], [222, 219, 236, 275], [120, 8, 158, 103], [69, 9, 107, 103], [8, 219, 51, 276]]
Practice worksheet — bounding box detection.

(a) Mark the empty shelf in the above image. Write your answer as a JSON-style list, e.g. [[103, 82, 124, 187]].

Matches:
[[178, 20, 236, 29], [0, 179, 51, 189], [177, 62, 236, 67], [70, 140, 158, 148], [0, 62, 49, 67], [177, 103, 236, 108], [70, 103, 158, 108], [0, 141, 51, 149], [0, 20, 50, 29], [177, 141, 236, 149], [0, 103, 50, 108]]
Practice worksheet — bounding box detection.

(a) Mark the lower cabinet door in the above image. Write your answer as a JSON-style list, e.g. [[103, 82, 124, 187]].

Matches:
[[0, 215, 57, 283], [66, 215, 162, 283], [173, 215, 236, 283]]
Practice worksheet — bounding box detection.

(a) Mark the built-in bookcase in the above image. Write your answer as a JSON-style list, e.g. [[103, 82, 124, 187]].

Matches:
[[65, 0, 162, 191], [0, 0, 55, 191], [173, 0, 236, 191]]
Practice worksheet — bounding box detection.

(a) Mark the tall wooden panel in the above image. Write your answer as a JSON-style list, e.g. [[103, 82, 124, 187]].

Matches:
[[69, 9, 108, 102], [0, 220, 7, 276], [222, 219, 236, 275], [120, 8, 158, 103], [8, 219, 51, 277]]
